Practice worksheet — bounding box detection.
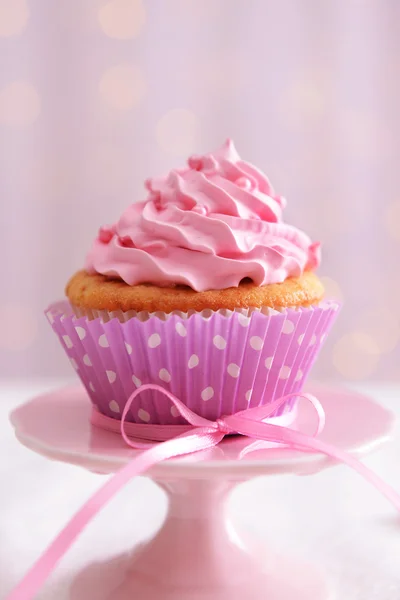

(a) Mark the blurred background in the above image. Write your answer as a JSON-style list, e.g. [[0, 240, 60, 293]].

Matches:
[[0, 0, 399, 382]]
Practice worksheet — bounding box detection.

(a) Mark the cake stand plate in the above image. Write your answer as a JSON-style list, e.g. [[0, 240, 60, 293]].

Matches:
[[10, 385, 394, 600]]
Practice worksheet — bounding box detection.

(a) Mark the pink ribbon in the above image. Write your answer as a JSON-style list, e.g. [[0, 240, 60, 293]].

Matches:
[[7, 385, 400, 600]]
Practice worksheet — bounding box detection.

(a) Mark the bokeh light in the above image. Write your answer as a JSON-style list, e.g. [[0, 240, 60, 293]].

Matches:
[[156, 108, 200, 156], [383, 201, 400, 242], [0, 0, 29, 37], [354, 307, 400, 355], [319, 276, 343, 303], [332, 305, 400, 380], [0, 304, 38, 352], [332, 332, 380, 380], [194, 54, 250, 93], [98, 0, 145, 39], [279, 71, 328, 130], [0, 81, 41, 126], [99, 64, 146, 110], [341, 110, 389, 162], [24, 154, 83, 201]]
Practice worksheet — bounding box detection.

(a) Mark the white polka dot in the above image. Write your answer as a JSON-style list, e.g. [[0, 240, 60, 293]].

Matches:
[[188, 354, 199, 369], [201, 386, 214, 401], [60, 315, 66, 322], [238, 313, 250, 327], [250, 336, 263, 350], [279, 366, 291, 380], [320, 334, 327, 344], [265, 356, 274, 369], [125, 341, 132, 354], [227, 363, 240, 378], [83, 354, 92, 367], [89, 382, 96, 392], [132, 375, 142, 388], [138, 408, 150, 422], [175, 322, 187, 337], [106, 370, 117, 383], [245, 389, 252, 402], [159, 368, 171, 383], [171, 405, 180, 418], [70, 358, 78, 370], [213, 335, 227, 350], [99, 334, 109, 348], [109, 400, 120, 413], [148, 333, 161, 348], [282, 320, 295, 334], [62, 335, 73, 349], [298, 334, 305, 345], [310, 334, 317, 346], [75, 326, 86, 340], [295, 369, 303, 382]]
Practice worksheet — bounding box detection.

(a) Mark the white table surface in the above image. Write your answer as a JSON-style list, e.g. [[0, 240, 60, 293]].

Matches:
[[1, 379, 400, 600]]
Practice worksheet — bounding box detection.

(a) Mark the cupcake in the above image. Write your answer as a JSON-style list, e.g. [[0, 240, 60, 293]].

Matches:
[[46, 140, 339, 425]]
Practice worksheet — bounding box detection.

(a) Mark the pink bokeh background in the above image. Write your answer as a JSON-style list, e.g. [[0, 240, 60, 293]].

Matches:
[[1, 0, 399, 382]]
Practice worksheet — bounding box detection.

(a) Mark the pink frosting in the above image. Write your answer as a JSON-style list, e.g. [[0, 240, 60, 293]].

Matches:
[[85, 140, 320, 291]]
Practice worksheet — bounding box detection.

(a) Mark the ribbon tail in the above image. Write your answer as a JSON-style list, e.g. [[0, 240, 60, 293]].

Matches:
[[295, 436, 400, 512], [6, 429, 223, 600], [230, 417, 400, 512]]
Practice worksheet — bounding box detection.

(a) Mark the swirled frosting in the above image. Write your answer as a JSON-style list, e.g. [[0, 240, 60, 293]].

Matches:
[[85, 140, 320, 291]]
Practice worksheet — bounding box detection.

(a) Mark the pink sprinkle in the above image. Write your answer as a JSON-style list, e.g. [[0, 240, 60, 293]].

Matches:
[[192, 205, 208, 216], [235, 176, 253, 191], [188, 155, 203, 170], [98, 226, 115, 244], [119, 236, 135, 248]]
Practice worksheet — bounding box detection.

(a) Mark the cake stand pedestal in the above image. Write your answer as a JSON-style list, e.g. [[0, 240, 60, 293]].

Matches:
[[10, 385, 394, 600]]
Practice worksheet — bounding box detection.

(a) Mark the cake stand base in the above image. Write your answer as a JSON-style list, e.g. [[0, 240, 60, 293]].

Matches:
[[10, 384, 394, 600], [70, 480, 330, 600]]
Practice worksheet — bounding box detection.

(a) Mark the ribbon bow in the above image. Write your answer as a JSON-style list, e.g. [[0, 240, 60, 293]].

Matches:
[[7, 385, 400, 600]]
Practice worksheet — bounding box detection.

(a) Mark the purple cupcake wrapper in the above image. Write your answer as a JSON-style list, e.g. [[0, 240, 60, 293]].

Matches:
[[46, 301, 340, 425]]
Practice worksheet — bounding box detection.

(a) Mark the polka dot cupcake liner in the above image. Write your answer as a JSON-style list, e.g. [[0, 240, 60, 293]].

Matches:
[[45, 301, 339, 425]]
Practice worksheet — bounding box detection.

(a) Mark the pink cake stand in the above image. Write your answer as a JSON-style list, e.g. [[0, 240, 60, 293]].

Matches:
[[10, 384, 394, 600]]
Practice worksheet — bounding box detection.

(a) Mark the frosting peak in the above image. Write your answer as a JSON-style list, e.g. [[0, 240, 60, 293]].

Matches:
[[85, 140, 320, 291]]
